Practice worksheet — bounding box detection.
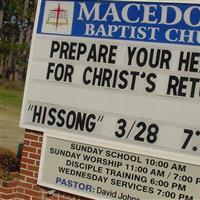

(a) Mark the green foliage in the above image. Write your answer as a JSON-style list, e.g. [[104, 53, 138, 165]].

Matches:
[[3, 0, 26, 24], [0, 0, 36, 77], [2, 1, 23, 38], [0, 40, 29, 54], [0, 151, 20, 173], [0, 40, 11, 54]]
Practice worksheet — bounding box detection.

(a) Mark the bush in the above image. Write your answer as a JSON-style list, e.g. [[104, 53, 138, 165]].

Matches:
[[0, 150, 20, 178]]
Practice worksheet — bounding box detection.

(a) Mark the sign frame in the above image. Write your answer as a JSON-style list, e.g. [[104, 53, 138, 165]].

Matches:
[[20, 0, 200, 164], [20, 0, 200, 125]]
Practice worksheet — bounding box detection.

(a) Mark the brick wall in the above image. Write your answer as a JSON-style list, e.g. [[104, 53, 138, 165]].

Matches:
[[16, 130, 91, 200], [0, 179, 18, 199]]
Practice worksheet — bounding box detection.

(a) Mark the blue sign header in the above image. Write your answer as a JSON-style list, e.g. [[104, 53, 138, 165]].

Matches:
[[37, 0, 200, 46]]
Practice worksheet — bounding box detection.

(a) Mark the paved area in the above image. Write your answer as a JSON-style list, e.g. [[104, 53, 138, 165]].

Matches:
[[0, 105, 24, 154]]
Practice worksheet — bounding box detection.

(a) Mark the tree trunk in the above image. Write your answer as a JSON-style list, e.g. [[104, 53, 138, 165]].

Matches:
[[19, 0, 30, 44], [7, 35, 15, 68], [0, 10, 3, 29], [0, 55, 4, 76], [0, 0, 4, 29]]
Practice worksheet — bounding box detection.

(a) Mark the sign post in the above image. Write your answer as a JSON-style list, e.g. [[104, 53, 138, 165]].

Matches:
[[20, 0, 200, 199]]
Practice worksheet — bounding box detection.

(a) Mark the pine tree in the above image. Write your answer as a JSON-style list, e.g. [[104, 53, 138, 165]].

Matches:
[[0, 0, 36, 80]]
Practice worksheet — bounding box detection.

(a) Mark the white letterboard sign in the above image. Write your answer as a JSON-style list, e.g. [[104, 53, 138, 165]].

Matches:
[[38, 133, 200, 200], [20, 0, 200, 163]]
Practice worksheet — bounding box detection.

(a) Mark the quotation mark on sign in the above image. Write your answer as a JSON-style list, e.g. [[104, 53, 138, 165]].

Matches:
[[97, 115, 104, 122], [28, 104, 34, 111]]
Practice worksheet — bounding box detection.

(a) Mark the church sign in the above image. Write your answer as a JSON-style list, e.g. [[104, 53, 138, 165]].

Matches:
[[20, 0, 200, 199]]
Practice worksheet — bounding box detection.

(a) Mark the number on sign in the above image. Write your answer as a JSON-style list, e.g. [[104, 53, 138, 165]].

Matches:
[[135, 122, 159, 144], [115, 119, 159, 144], [115, 119, 127, 138], [182, 129, 193, 149]]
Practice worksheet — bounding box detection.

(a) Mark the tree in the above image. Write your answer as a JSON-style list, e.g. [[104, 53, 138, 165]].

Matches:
[[0, 0, 4, 29], [0, 0, 36, 80]]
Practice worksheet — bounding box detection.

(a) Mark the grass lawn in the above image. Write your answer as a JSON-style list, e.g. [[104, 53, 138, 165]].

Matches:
[[0, 87, 23, 108], [0, 85, 24, 154]]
